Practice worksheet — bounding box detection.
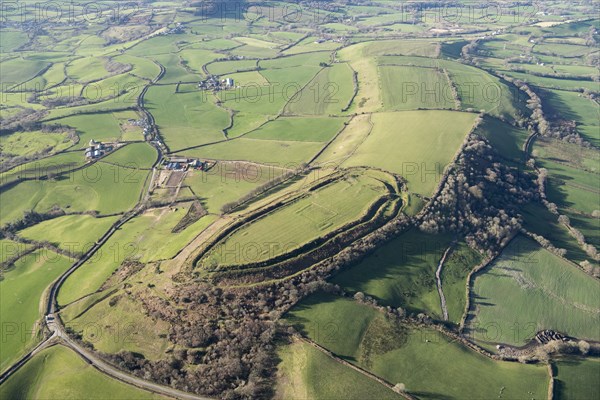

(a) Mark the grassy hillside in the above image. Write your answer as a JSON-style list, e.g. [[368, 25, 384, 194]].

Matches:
[[285, 292, 550, 400], [275, 340, 402, 400], [342, 110, 476, 196], [0, 251, 72, 371], [0, 346, 164, 399], [468, 235, 600, 346], [333, 229, 453, 318]]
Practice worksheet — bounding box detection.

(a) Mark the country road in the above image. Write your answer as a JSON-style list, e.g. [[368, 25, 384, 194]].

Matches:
[[56, 323, 212, 400], [0, 67, 210, 399]]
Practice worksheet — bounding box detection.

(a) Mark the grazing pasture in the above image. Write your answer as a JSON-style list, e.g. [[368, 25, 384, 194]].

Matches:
[[65, 293, 171, 360], [18, 214, 119, 255], [0, 163, 147, 225], [554, 358, 600, 400], [333, 229, 453, 318], [57, 206, 216, 305], [146, 85, 230, 151], [206, 59, 258, 75], [443, 62, 528, 121], [177, 137, 325, 166], [0, 130, 72, 158], [468, 236, 600, 346], [440, 242, 483, 324], [522, 203, 590, 264], [285, 292, 549, 400], [474, 115, 528, 163], [1, 57, 50, 85], [541, 89, 600, 147], [245, 117, 347, 142], [503, 71, 600, 92], [100, 143, 157, 169], [348, 40, 440, 58], [313, 114, 373, 167], [0, 151, 85, 188], [379, 65, 456, 110], [275, 340, 402, 400], [149, 53, 200, 84], [184, 162, 286, 213], [0, 346, 163, 399], [284, 63, 355, 116], [0, 250, 72, 371], [342, 110, 476, 195], [201, 173, 388, 268], [66, 56, 112, 83], [54, 113, 123, 147]]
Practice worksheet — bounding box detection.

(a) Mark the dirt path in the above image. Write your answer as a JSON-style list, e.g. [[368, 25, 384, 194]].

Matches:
[[436, 244, 455, 321]]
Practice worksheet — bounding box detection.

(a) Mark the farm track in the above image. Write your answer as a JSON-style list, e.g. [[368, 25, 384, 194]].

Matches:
[[0, 24, 210, 397], [5, 14, 598, 399], [435, 244, 455, 321]]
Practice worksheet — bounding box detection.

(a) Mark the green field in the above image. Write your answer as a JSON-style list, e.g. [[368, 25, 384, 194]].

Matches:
[[444, 62, 528, 121], [342, 110, 477, 195], [333, 229, 452, 318], [0, 162, 148, 225], [0, 57, 50, 85], [534, 43, 595, 58], [284, 63, 356, 115], [275, 340, 402, 400], [441, 242, 483, 324], [379, 65, 456, 110], [468, 235, 600, 346], [146, 53, 199, 84], [285, 292, 550, 400], [474, 115, 529, 163], [0, 345, 164, 399], [57, 206, 216, 306], [64, 292, 171, 360], [183, 162, 286, 213], [201, 172, 388, 268], [245, 116, 347, 142], [0, 130, 73, 158], [53, 113, 124, 147], [533, 138, 600, 217], [0, 250, 72, 371], [66, 56, 112, 83], [0, 151, 86, 189], [348, 40, 440, 58], [18, 214, 119, 255], [502, 71, 600, 92], [206, 59, 258, 75], [146, 85, 230, 151], [177, 137, 325, 165], [554, 358, 600, 400], [113, 54, 161, 80], [3, 5, 600, 398], [540, 89, 600, 147], [101, 143, 157, 169], [283, 37, 341, 55], [522, 203, 591, 264], [313, 114, 374, 168], [377, 55, 529, 120]]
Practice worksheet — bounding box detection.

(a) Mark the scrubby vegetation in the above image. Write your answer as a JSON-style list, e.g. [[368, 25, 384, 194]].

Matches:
[[2, 1, 599, 399]]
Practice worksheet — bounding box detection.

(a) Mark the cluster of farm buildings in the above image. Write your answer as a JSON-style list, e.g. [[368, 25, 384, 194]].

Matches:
[[85, 139, 114, 159], [128, 118, 153, 140], [164, 157, 213, 171], [198, 76, 235, 91]]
